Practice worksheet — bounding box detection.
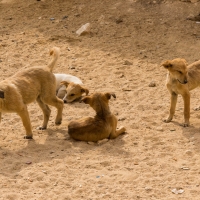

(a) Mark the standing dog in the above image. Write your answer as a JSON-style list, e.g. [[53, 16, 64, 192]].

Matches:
[[0, 47, 64, 139], [68, 92, 126, 142], [161, 58, 200, 126], [55, 73, 89, 103]]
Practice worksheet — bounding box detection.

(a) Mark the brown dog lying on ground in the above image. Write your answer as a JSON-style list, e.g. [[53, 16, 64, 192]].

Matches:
[[0, 47, 64, 139], [68, 92, 126, 142], [161, 58, 200, 127]]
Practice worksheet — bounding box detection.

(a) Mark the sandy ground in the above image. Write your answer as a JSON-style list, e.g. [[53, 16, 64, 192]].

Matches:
[[1, 0, 200, 199]]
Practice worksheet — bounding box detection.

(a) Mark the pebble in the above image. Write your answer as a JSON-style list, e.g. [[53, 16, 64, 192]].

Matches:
[[149, 81, 156, 87], [185, 150, 193, 156], [171, 188, 184, 194], [62, 16, 68, 20], [76, 23, 91, 36], [124, 60, 133, 65], [156, 126, 163, 131], [181, 166, 190, 170], [50, 18, 55, 21], [118, 117, 126, 121], [116, 17, 123, 24], [169, 127, 176, 131]]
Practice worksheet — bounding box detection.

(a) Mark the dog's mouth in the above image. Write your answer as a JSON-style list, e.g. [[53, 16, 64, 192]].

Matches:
[[177, 79, 187, 85]]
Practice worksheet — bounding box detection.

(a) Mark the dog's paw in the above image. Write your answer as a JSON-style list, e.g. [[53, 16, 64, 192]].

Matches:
[[181, 122, 189, 127], [194, 106, 200, 111], [163, 118, 172, 123], [55, 121, 62, 126], [24, 135, 33, 139], [38, 126, 47, 130], [118, 126, 126, 132]]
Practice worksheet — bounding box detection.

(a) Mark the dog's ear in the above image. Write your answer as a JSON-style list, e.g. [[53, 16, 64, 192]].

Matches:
[[60, 81, 70, 87], [80, 86, 89, 95], [105, 92, 116, 100], [161, 60, 173, 69], [79, 96, 91, 104]]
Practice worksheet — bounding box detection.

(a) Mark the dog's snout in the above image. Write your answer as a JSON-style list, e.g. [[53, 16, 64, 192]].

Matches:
[[184, 79, 188, 84], [63, 100, 67, 104]]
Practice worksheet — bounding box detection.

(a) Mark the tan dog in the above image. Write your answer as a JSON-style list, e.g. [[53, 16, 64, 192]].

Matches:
[[0, 47, 64, 139], [161, 58, 200, 126], [59, 81, 89, 103], [68, 92, 126, 142]]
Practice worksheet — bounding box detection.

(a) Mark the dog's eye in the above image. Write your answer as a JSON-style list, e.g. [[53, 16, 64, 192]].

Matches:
[[70, 94, 75, 96], [178, 71, 182, 74]]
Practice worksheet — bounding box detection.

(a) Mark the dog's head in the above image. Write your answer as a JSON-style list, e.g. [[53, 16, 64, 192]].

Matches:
[[60, 81, 89, 103], [80, 92, 116, 113], [161, 58, 188, 84]]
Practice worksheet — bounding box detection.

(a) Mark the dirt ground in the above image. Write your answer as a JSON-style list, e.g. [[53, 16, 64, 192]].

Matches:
[[1, 0, 200, 199]]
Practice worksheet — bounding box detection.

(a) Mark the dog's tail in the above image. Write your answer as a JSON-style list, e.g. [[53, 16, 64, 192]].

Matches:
[[47, 47, 60, 72]]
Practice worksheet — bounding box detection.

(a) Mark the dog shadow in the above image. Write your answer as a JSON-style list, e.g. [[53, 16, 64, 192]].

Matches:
[[182, 125, 200, 152], [0, 127, 129, 178]]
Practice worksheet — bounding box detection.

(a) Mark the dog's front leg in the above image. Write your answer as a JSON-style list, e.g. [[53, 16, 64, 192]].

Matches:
[[17, 106, 33, 139], [182, 92, 190, 127], [164, 92, 177, 123]]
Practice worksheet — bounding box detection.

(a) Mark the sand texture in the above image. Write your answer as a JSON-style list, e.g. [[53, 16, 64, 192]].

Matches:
[[1, 0, 200, 199]]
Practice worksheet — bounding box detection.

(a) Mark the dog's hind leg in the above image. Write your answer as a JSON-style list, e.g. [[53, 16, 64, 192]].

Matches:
[[164, 92, 177, 123], [36, 96, 51, 130], [43, 97, 64, 125], [17, 106, 33, 139]]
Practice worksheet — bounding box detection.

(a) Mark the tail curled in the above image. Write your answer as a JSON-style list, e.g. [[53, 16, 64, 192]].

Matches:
[[47, 47, 60, 72]]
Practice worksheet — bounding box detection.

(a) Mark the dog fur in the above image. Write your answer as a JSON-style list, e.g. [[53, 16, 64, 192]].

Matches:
[[0, 47, 64, 139], [161, 58, 200, 126], [68, 92, 126, 142], [54, 74, 89, 103]]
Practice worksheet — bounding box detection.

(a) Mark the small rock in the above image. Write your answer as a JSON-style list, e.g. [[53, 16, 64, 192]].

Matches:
[[116, 17, 123, 24], [193, 106, 200, 111], [74, 13, 80, 17], [76, 23, 91, 36], [62, 16, 68, 20], [170, 127, 176, 131], [145, 187, 152, 191], [119, 74, 124, 78], [149, 81, 156, 87], [181, 166, 190, 170], [156, 126, 163, 131], [171, 188, 184, 194], [124, 60, 133, 65], [38, 17, 42, 20], [50, 18, 55, 21], [25, 161, 32, 165], [69, 66, 75, 69], [185, 150, 193, 156], [118, 117, 126, 121]]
